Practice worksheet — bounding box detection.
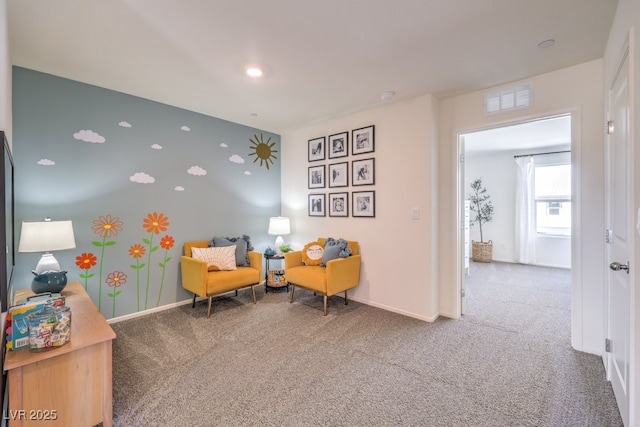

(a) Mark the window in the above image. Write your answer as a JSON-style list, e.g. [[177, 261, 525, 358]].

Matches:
[[535, 164, 571, 236]]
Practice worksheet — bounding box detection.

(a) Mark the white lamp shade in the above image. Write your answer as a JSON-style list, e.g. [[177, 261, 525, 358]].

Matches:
[[18, 220, 76, 253], [268, 217, 290, 235]]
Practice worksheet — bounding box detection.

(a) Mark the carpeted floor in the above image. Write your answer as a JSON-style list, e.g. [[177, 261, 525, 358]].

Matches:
[[110, 261, 623, 426]]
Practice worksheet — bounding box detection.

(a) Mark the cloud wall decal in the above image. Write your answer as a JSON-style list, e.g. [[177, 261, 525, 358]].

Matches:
[[73, 129, 106, 143], [180, 126, 191, 131], [37, 159, 55, 166], [130, 172, 155, 183], [174, 186, 185, 191], [118, 121, 132, 128], [187, 166, 207, 176], [151, 144, 162, 150], [229, 154, 244, 164]]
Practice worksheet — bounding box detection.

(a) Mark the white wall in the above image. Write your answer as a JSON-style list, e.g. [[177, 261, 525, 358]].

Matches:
[[438, 60, 605, 356], [280, 94, 440, 321], [465, 149, 571, 269], [603, 0, 639, 424], [0, 0, 11, 143]]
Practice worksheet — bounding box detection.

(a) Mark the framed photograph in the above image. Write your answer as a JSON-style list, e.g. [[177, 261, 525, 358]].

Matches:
[[328, 131, 348, 159], [352, 191, 375, 217], [352, 125, 375, 155], [309, 193, 326, 217], [308, 136, 326, 162], [308, 165, 325, 189], [328, 162, 348, 188], [329, 192, 349, 217], [352, 158, 375, 186]]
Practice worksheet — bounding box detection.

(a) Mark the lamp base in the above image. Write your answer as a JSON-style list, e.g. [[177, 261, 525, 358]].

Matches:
[[33, 253, 62, 274], [275, 236, 284, 255]]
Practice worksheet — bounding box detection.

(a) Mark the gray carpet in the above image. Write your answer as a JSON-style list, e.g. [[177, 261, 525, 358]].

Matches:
[[110, 262, 623, 426]]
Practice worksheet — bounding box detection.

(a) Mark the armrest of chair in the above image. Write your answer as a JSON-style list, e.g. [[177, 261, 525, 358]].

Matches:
[[248, 251, 263, 278], [181, 255, 208, 297], [284, 251, 304, 269], [326, 254, 362, 296]]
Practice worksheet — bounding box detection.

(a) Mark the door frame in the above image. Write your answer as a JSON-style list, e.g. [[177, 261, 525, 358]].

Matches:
[[455, 109, 581, 342]]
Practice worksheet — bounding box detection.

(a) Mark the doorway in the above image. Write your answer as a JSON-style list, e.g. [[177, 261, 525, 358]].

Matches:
[[459, 114, 573, 317]]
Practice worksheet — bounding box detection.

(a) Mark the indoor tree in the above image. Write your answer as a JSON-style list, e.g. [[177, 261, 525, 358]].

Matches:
[[469, 177, 494, 243]]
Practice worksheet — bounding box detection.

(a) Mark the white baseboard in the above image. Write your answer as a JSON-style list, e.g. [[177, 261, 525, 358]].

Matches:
[[108, 299, 193, 324], [347, 295, 439, 323], [108, 292, 441, 324], [489, 258, 571, 270]]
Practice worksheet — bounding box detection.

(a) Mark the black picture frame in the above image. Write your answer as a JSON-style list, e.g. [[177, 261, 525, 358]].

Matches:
[[352, 158, 375, 186], [352, 125, 375, 155], [308, 136, 326, 162], [328, 162, 348, 188], [329, 192, 349, 217], [353, 191, 375, 217], [309, 193, 326, 217], [328, 131, 348, 159], [308, 165, 326, 189]]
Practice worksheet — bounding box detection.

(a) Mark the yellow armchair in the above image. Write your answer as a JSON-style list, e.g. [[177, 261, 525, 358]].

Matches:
[[181, 240, 262, 317], [284, 238, 361, 315]]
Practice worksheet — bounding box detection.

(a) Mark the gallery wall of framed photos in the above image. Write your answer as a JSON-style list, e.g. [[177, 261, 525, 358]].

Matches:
[[307, 125, 375, 218]]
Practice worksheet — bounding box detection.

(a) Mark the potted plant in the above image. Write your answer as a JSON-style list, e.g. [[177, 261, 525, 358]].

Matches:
[[469, 177, 494, 262]]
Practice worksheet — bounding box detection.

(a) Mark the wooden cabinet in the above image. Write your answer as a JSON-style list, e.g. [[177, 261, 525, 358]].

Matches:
[[4, 282, 116, 426]]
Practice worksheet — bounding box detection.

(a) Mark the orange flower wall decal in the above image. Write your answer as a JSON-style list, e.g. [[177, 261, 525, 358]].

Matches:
[[156, 235, 175, 307], [141, 212, 171, 309], [91, 214, 124, 310], [75, 252, 97, 291], [106, 271, 127, 318], [128, 243, 147, 311], [143, 212, 169, 234]]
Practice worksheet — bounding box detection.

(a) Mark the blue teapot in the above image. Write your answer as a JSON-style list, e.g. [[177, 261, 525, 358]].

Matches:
[[31, 270, 68, 294], [264, 246, 275, 256]]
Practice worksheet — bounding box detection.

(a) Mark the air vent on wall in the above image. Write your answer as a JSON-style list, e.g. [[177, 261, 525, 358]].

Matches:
[[485, 82, 533, 115]]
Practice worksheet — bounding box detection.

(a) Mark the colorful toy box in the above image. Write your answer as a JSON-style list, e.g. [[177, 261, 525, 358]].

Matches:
[[6, 292, 66, 351]]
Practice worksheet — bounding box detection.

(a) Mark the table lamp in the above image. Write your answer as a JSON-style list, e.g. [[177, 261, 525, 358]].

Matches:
[[268, 216, 290, 255], [18, 218, 76, 274]]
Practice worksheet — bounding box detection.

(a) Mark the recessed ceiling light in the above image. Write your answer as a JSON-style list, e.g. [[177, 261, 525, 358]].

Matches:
[[246, 67, 263, 77], [538, 39, 555, 49]]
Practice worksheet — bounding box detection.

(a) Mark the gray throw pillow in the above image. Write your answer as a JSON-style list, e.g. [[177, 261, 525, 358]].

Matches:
[[210, 235, 253, 266], [321, 237, 352, 266], [322, 244, 343, 266]]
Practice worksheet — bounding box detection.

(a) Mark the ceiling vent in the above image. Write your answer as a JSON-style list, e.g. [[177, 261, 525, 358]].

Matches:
[[485, 82, 533, 115]]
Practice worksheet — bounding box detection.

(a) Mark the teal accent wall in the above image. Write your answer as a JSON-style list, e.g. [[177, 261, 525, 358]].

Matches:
[[12, 67, 281, 319]]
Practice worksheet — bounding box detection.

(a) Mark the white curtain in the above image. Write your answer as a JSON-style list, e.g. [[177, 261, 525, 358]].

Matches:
[[515, 156, 536, 264]]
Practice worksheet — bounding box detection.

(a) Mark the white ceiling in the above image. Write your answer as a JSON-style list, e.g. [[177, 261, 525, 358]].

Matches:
[[7, 0, 618, 134], [464, 114, 572, 155]]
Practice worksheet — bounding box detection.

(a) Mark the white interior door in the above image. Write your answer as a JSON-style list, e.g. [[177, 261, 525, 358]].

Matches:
[[459, 135, 467, 315], [605, 43, 631, 427]]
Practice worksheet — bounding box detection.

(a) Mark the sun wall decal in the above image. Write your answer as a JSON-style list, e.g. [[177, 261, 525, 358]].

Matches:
[[248, 133, 278, 170]]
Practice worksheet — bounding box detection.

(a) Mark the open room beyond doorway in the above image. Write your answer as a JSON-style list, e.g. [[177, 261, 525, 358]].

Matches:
[[459, 114, 573, 322]]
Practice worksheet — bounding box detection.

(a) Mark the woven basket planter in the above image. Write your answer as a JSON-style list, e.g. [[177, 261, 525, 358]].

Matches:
[[472, 240, 493, 263]]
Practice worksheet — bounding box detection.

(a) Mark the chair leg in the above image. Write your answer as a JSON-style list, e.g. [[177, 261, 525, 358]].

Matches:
[[207, 296, 213, 318], [192, 293, 197, 308], [345, 290, 348, 305], [290, 285, 295, 303], [323, 295, 328, 316], [251, 285, 256, 304], [235, 289, 238, 297]]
